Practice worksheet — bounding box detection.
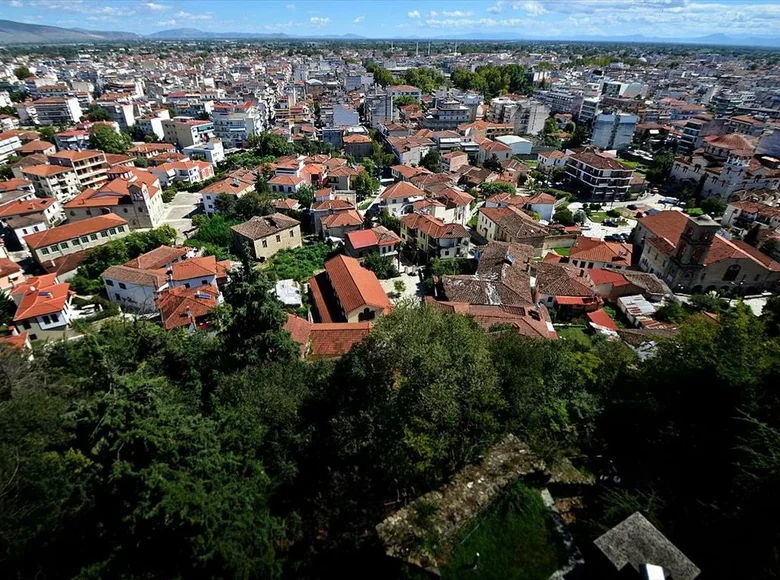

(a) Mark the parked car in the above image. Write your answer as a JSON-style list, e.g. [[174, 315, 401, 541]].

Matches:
[[627, 204, 638, 210], [604, 219, 618, 227], [604, 234, 621, 242], [660, 198, 678, 205]]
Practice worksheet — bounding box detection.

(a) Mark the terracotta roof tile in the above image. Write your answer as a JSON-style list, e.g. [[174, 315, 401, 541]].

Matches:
[[25, 214, 127, 249], [322, 254, 392, 315]]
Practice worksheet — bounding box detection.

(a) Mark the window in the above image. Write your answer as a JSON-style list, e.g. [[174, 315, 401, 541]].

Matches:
[[72, 238, 80, 245], [276, 235, 281, 242], [81, 236, 88, 243], [101, 231, 108, 237], [90, 233, 97, 240], [723, 264, 741, 282], [262, 240, 268, 248], [60, 242, 68, 249], [105, 279, 114, 286], [69, 210, 75, 216], [118, 282, 127, 290], [115, 293, 120, 300], [22, 320, 31, 329], [41, 248, 49, 255], [109, 228, 116, 235], [123, 208, 128, 213], [29, 334, 37, 341], [41, 315, 51, 325], [33, 226, 39, 232], [184, 283, 190, 288], [290, 230, 294, 237]]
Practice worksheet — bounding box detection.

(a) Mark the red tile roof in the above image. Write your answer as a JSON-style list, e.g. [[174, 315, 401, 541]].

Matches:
[[0, 257, 21, 278], [380, 180, 425, 200], [321, 210, 363, 229], [400, 212, 469, 240], [13, 281, 70, 322], [346, 226, 402, 250], [284, 314, 372, 359], [156, 285, 219, 330], [25, 214, 127, 249], [0, 197, 57, 218], [569, 236, 632, 266], [587, 308, 619, 331], [324, 254, 392, 315], [169, 255, 219, 282]]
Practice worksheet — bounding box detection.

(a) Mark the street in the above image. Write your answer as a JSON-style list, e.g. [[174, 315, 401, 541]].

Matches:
[[160, 191, 202, 242]]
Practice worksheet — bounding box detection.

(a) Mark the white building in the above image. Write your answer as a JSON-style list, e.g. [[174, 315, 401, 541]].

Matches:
[[591, 113, 638, 151], [210, 102, 263, 149], [183, 139, 225, 165]]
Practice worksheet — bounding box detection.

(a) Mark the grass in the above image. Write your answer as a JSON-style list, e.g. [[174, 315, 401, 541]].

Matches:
[[262, 243, 337, 282], [556, 326, 592, 347], [441, 482, 566, 580], [603, 305, 627, 329], [358, 199, 373, 210], [588, 211, 607, 223], [554, 247, 570, 257]]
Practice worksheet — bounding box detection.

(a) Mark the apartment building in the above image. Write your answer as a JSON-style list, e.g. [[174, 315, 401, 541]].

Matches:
[[591, 113, 638, 151], [54, 129, 90, 151], [566, 148, 635, 200], [25, 214, 130, 265], [0, 130, 22, 164], [210, 102, 263, 148], [421, 99, 471, 131], [95, 97, 136, 130], [161, 117, 216, 148], [16, 97, 83, 126], [134, 109, 171, 141], [21, 164, 81, 203], [183, 139, 225, 164], [48, 149, 109, 190]]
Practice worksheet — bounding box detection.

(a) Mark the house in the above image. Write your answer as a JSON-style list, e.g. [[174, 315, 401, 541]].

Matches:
[[201, 175, 255, 214], [0, 197, 62, 229], [168, 255, 231, 289], [311, 199, 357, 235], [308, 254, 392, 323], [127, 143, 177, 159], [565, 148, 634, 201], [389, 85, 422, 102], [587, 268, 671, 302], [592, 512, 700, 580], [21, 164, 81, 203], [0, 257, 24, 292], [17, 140, 56, 156], [439, 241, 534, 306], [721, 199, 780, 231], [419, 184, 475, 226], [568, 236, 633, 270], [400, 213, 470, 259], [477, 139, 512, 165], [442, 150, 469, 172], [10, 274, 73, 341], [525, 192, 556, 222], [379, 181, 426, 216], [477, 206, 549, 253], [269, 174, 305, 195], [63, 167, 165, 229], [391, 164, 430, 183], [230, 213, 302, 261], [533, 262, 602, 313], [25, 214, 130, 266], [0, 178, 35, 198], [54, 129, 90, 151], [343, 134, 372, 158], [427, 298, 557, 339], [345, 226, 402, 258], [321, 210, 363, 240], [155, 284, 221, 331], [284, 313, 373, 360], [101, 245, 189, 313], [150, 160, 214, 188], [0, 130, 22, 164], [634, 210, 780, 294]]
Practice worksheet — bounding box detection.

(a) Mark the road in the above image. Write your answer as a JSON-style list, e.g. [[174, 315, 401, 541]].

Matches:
[[160, 191, 202, 242]]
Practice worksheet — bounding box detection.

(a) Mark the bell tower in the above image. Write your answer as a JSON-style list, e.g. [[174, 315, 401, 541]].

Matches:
[[666, 214, 720, 291]]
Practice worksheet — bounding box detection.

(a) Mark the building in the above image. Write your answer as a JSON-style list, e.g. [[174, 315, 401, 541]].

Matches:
[[0, 130, 22, 164], [495, 135, 533, 156], [101, 245, 189, 313], [48, 149, 109, 191], [183, 139, 225, 165], [400, 212, 470, 259], [566, 148, 635, 200], [127, 143, 177, 159], [421, 99, 472, 131], [16, 97, 82, 126], [477, 206, 549, 253], [10, 274, 73, 342], [635, 210, 780, 294], [0, 257, 24, 292], [21, 164, 81, 203], [63, 167, 165, 229], [308, 254, 392, 323], [345, 226, 402, 258], [150, 160, 214, 188], [269, 174, 305, 195], [54, 129, 91, 151], [670, 133, 780, 201], [378, 181, 426, 216], [0, 197, 62, 245], [200, 174, 255, 214], [25, 214, 130, 265], [568, 236, 632, 270], [389, 85, 422, 101], [210, 102, 263, 148], [533, 262, 602, 314], [591, 113, 638, 151], [156, 284, 222, 331], [161, 117, 215, 148], [230, 213, 302, 261], [284, 313, 373, 360]]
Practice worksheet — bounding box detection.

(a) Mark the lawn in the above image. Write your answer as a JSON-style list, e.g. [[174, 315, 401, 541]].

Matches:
[[556, 326, 592, 346], [358, 199, 373, 210], [262, 243, 337, 282], [554, 247, 570, 257], [440, 482, 566, 580], [588, 211, 608, 223]]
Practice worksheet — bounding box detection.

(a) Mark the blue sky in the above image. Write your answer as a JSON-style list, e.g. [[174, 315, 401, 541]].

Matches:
[[3, 0, 780, 38]]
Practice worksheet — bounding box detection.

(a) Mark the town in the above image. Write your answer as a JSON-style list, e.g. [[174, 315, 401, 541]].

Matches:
[[1, 9, 779, 580]]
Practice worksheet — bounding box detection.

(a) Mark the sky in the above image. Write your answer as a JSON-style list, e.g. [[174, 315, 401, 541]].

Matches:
[[3, 0, 780, 39]]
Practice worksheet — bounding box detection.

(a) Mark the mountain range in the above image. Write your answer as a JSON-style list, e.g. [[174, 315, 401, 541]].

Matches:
[[0, 19, 778, 47]]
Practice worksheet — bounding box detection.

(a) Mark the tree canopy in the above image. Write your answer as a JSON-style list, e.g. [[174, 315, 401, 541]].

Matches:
[[88, 124, 132, 154]]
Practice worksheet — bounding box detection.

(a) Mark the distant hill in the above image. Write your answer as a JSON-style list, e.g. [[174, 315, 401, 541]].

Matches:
[[148, 28, 290, 40], [0, 19, 139, 44]]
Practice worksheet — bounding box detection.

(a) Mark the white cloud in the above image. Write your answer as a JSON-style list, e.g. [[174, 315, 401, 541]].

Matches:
[[175, 10, 212, 21], [353, 15, 365, 23], [442, 10, 474, 17], [514, 1, 547, 16], [310, 16, 330, 25], [487, 1, 506, 14], [429, 10, 438, 17], [9, 0, 24, 7], [408, 10, 421, 18], [424, 16, 532, 28], [143, 2, 170, 11], [159, 19, 176, 26]]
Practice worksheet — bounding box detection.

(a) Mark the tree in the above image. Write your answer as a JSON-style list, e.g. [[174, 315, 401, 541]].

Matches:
[[88, 125, 131, 154], [553, 207, 575, 226], [352, 170, 380, 200], [37, 125, 56, 142], [480, 182, 516, 196], [541, 117, 561, 147], [13, 65, 31, 80], [362, 252, 399, 279], [378, 208, 400, 234], [744, 224, 761, 247], [293, 184, 315, 210], [573, 209, 587, 225], [371, 140, 395, 170], [393, 280, 406, 296], [85, 104, 111, 122], [700, 196, 726, 217], [215, 256, 300, 367], [419, 148, 442, 172], [563, 124, 589, 149], [250, 132, 295, 158], [393, 95, 419, 109], [364, 60, 393, 87], [646, 149, 676, 184], [8, 90, 26, 103], [483, 154, 503, 172], [760, 238, 780, 258]]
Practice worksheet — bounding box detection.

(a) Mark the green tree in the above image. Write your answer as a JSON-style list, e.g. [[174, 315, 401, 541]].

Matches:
[[483, 154, 503, 172], [541, 117, 561, 147], [393, 95, 419, 109], [250, 132, 295, 157], [480, 181, 516, 196], [419, 149, 442, 172], [553, 207, 575, 226], [563, 124, 589, 149], [13, 65, 31, 80], [646, 149, 676, 184], [760, 238, 780, 257], [700, 196, 727, 217], [85, 104, 111, 122], [215, 256, 299, 367], [362, 252, 399, 279], [88, 125, 132, 154], [293, 184, 315, 210], [37, 125, 56, 142]]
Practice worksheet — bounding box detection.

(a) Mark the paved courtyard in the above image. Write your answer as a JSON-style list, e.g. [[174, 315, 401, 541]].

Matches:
[[160, 191, 202, 242]]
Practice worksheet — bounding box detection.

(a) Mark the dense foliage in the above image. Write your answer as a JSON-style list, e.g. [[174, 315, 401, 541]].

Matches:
[[88, 124, 132, 154], [263, 242, 339, 282], [451, 64, 531, 99], [185, 214, 241, 260]]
